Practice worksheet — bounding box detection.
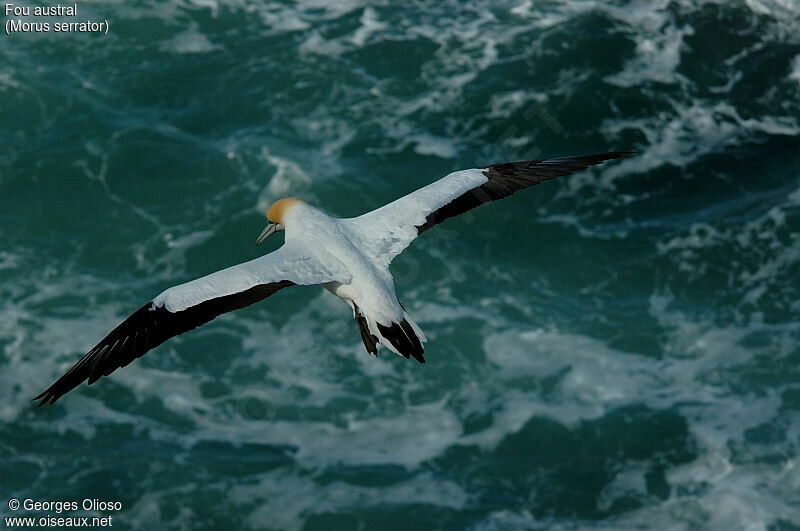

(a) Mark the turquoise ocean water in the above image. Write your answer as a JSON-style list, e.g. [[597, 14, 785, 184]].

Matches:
[[2, 1, 800, 529]]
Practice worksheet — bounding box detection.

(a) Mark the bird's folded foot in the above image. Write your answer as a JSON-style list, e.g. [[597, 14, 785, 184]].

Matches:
[[353, 303, 379, 356]]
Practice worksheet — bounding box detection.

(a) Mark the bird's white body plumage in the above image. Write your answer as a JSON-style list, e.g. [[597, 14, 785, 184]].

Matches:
[[153, 168, 489, 355], [154, 197, 437, 357]]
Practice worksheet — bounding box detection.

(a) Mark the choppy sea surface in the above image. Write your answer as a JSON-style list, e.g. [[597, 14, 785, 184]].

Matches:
[[2, 0, 800, 529]]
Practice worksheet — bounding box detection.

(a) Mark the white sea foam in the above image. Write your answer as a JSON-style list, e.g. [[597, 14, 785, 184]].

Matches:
[[350, 6, 386, 47], [656, 183, 800, 311], [600, 100, 800, 186], [161, 25, 219, 54], [467, 310, 800, 530], [410, 134, 458, 159], [225, 471, 469, 530], [603, 7, 693, 88], [256, 147, 315, 210]]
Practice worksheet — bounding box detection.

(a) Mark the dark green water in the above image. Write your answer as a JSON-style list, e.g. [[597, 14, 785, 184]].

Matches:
[[2, 1, 800, 529]]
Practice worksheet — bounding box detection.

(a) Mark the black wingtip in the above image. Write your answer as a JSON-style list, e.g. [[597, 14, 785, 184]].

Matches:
[[480, 148, 635, 168], [610, 149, 637, 157], [32, 390, 58, 407], [556, 149, 637, 163], [480, 149, 636, 181]]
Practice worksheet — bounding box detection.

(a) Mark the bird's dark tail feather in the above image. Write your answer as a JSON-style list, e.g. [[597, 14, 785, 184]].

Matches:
[[377, 320, 426, 363]]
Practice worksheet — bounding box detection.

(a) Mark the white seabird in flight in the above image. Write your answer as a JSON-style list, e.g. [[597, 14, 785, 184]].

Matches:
[[35, 150, 631, 405]]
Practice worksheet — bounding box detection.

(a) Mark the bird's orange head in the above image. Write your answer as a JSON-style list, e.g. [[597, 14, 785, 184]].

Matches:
[[266, 197, 301, 224], [257, 197, 302, 245]]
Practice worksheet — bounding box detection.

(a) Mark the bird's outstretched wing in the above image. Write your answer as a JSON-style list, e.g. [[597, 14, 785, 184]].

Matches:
[[348, 151, 633, 266], [34, 242, 350, 406]]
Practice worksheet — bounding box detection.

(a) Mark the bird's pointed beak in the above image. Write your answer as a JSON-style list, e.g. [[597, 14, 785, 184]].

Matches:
[[256, 222, 279, 245]]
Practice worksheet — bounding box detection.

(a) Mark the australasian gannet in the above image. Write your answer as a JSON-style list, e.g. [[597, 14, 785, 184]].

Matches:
[[34, 150, 632, 405]]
